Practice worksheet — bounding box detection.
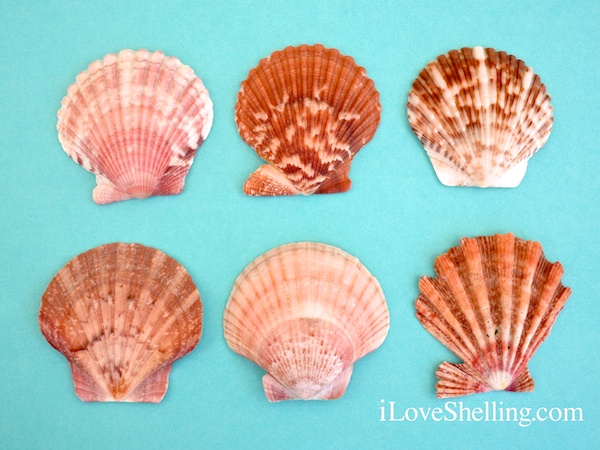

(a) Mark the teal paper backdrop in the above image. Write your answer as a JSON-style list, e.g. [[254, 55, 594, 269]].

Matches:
[[0, 0, 598, 448]]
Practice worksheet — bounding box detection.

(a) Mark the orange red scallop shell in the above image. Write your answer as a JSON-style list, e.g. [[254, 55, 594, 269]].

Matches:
[[408, 47, 553, 187], [39, 243, 203, 402], [415, 233, 571, 398], [57, 49, 213, 204], [223, 242, 390, 401], [235, 44, 381, 196]]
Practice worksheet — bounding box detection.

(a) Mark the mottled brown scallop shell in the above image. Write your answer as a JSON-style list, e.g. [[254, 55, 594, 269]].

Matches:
[[408, 47, 553, 187], [235, 44, 381, 196], [415, 233, 571, 398], [39, 243, 202, 402]]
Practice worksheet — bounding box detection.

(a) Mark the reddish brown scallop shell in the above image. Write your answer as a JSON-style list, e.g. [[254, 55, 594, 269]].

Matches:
[[415, 233, 571, 398], [39, 243, 203, 402], [235, 44, 381, 196]]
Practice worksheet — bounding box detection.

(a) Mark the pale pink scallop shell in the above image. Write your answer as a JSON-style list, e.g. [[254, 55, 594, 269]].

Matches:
[[57, 49, 213, 204], [223, 242, 390, 401], [39, 243, 203, 402], [408, 47, 553, 187], [415, 233, 571, 398], [235, 44, 381, 196]]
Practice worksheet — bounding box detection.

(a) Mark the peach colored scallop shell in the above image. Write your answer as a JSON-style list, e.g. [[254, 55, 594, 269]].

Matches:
[[415, 233, 571, 398], [39, 243, 202, 402], [408, 47, 553, 187], [57, 49, 213, 204], [223, 242, 390, 401], [235, 44, 381, 196]]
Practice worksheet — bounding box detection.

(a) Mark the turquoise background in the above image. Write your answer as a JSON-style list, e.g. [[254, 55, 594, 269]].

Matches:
[[1, 0, 598, 448]]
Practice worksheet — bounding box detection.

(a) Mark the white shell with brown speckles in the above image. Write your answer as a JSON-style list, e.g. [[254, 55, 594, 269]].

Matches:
[[39, 243, 203, 402], [223, 242, 389, 401], [235, 44, 381, 196], [408, 47, 553, 187]]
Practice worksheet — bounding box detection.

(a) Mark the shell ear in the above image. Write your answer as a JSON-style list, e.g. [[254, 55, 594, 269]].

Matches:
[[506, 367, 535, 393], [314, 158, 352, 194], [262, 374, 298, 401], [70, 362, 106, 402], [244, 165, 300, 196], [156, 165, 192, 196], [120, 365, 173, 403], [435, 362, 493, 398], [312, 365, 354, 400], [92, 178, 132, 204]]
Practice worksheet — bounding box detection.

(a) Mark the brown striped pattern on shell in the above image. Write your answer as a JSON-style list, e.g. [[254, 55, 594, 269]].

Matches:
[[57, 49, 213, 204], [39, 243, 202, 402], [408, 47, 553, 187], [416, 233, 571, 398], [235, 44, 381, 196], [223, 242, 389, 401]]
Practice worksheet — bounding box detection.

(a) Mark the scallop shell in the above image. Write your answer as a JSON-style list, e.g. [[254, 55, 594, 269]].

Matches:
[[223, 242, 389, 401], [235, 44, 381, 196], [407, 47, 553, 187], [415, 233, 571, 398], [57, 49, 213, 204], [39, 243, 202, 402]]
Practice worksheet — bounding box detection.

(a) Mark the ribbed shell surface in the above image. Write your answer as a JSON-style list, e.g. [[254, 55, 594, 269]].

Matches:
[[57, 49, 213, 204], [416, 233, 570, 398], [408, 47, 553, 187], [39, 243, 203, 402], [223, 242, 389, 401], [235, 44, 381, 196]]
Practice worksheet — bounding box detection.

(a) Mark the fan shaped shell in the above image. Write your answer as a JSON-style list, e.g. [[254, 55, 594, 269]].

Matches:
[[223, 242, 389, 401], [39, 243, 203, 402], [57, 49, 213, 204], [415, 233, 571, 398], [408, 46, 553, 187], [235, 44, 381, 196]]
